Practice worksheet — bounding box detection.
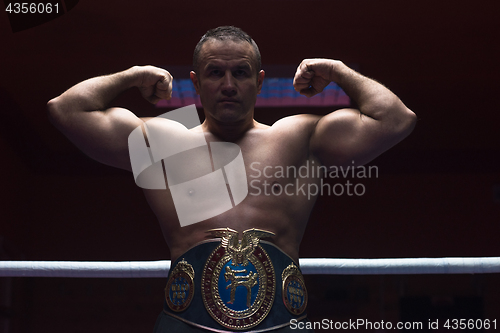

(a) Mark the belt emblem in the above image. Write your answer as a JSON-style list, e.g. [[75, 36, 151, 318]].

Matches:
[[282, 262, 308, 315], [201, 228, 276, 330], [165, 258, 195, 312]]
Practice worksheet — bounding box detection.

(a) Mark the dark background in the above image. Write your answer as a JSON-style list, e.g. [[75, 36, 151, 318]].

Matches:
[[1, 0, 499, 332]]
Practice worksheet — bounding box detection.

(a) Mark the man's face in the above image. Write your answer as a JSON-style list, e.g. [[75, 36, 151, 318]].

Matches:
[[190, 39, 264, 124]]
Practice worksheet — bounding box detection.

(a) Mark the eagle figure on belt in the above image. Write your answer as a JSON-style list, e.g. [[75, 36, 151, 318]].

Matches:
[[208, 228, 275, 266]]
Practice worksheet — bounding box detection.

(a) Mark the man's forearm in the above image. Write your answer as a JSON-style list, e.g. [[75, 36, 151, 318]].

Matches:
[[329, 61, 411, 122], [48, 66, 139, 114]]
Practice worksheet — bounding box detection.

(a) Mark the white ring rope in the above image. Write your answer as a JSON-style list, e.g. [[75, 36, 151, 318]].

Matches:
[[1, 257, 500, 278]]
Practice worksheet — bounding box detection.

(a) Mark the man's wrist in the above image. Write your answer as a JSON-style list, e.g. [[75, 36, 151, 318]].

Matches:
[[328, 60, 347, 84], [122, 66, 143, 89]]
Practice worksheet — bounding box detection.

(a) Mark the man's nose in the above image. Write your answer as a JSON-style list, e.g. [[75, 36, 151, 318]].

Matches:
[[221, 72, 236, 96]]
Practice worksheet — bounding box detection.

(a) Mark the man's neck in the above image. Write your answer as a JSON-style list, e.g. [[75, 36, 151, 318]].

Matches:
[[202, 116, 257, 142]]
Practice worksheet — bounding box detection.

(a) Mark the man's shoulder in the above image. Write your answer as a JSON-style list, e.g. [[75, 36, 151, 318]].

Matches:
[[270, 114, 321, 136]]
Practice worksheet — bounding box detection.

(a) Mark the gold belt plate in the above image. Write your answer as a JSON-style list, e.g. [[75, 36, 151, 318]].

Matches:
[[282, 262, 308, 315], [165, 259, 195, 312], [201, 228, 276, 330]]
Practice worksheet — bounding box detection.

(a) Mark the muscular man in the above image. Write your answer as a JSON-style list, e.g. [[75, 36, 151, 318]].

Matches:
[[47, 26, 415, 332]]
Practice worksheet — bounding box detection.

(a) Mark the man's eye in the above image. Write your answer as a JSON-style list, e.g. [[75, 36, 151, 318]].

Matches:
[[210, 70, 222, 76], [235, 70, 248, 76]]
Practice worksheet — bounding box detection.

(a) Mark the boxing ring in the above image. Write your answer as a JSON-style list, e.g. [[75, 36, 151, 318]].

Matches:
[[1, 257, 500, 278]]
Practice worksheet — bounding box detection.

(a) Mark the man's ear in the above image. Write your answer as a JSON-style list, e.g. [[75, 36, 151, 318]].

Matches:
[[190, 71, 200, 95], [257, 70, 265, 94]]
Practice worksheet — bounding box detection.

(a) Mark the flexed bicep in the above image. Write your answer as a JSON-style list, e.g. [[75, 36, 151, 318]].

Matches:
[[47, 65, 175, 171], [309, 108, 403, 167], [297, 59, 416, 167], [48, 104, 143, 171]]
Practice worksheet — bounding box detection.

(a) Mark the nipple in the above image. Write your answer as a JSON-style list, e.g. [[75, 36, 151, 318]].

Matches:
[[271, 181, 281, 195]]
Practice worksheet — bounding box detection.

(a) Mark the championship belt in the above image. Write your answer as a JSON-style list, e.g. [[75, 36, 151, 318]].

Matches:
[[163, 228, 308, 332]]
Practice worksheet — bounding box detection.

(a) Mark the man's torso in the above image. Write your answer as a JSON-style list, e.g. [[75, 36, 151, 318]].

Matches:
[[141, 114, 323, 262]]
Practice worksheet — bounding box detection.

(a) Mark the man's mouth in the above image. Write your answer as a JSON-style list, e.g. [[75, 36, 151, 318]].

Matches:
[[219, 98, 239, 103]]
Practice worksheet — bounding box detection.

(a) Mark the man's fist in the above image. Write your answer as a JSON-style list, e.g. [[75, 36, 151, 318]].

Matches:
[[293, 59, 338, 98], [134, 65, 173, 104]]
